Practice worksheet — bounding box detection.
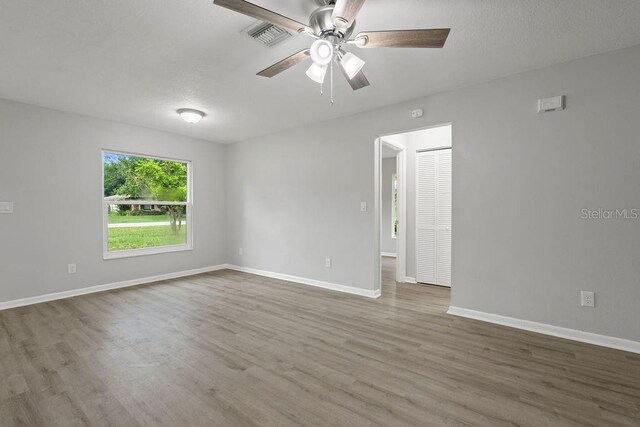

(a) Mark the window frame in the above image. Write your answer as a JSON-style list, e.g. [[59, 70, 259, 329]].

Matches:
[[102, 149, 193, 260]]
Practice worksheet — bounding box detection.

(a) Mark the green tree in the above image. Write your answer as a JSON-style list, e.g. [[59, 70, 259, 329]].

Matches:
[[103, 162, 125, 197], [132, 159, 187, 234], [105, 154, 187, 234]]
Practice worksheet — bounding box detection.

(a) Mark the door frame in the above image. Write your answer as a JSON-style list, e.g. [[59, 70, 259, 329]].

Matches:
[[374, 123, 453, 295], [374, 137, 407, 293]]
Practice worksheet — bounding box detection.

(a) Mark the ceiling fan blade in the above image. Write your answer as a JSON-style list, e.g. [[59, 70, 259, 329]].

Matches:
[[332, 0, 367, 24], [257, 49, 310, 78], [340, 67, 370, 91], [213, 0, 310, 33], [355, 29, 450, 48]]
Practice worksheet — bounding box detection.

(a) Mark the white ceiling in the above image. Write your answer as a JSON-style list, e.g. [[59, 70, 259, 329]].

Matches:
[[2, 1, 640, 143]]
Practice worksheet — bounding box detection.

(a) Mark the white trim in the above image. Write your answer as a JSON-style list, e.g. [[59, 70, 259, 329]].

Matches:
[[405, 277, 417, 284], [374, 139, 382, 293], [376, 137, 407, 287], [0, 265, 228, 311], [103, 148, 192, 163], [106, 200, 188, 206], [397, 149, 406, 283], [103, 244, 193, 260], [226, 265, 381, 299], [381, 252, 397, 258], [447, 306, 640, 355]]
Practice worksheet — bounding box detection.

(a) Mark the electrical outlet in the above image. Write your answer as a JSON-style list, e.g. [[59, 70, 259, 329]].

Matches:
[[68, 264, 77, 274], [580, 291, 594, 307], [239, 248, 243, 256], [325, 258, 332, 268]]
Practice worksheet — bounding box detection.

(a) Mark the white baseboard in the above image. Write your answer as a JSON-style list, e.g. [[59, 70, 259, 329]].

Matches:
[[381, 252, 397, 258], [447, 306, 640, 355], [0, 265, 228, 311], [404, 277, 417, 284], [226, 265, 380, 299]]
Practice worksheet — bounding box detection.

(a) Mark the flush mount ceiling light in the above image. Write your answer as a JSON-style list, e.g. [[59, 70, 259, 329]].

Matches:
[[177, 108, 205, 124], [213, 0, 450, 103]]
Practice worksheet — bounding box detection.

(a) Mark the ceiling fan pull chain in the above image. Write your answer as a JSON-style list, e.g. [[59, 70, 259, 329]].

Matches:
[[330, 60, 334, 106]]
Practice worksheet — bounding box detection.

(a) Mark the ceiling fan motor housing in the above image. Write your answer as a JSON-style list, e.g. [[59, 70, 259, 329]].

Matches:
[[314, 0, 338, 6], [309, 5, 356, 40]]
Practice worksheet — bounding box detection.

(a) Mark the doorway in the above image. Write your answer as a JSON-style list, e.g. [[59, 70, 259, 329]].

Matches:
[[374, 124, 452, 294], [381, 143, 401, 286]]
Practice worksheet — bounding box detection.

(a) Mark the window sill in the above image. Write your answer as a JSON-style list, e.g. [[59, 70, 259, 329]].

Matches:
[[103, 244, 193, 260]]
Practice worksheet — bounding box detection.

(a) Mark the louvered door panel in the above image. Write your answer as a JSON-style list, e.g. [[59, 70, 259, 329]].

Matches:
[[436, 150, 452, 287], [417, 229, 436, 283], [416, 153, 437, 284], [417, 149, 452, 287], [436, 228, 452, 286]]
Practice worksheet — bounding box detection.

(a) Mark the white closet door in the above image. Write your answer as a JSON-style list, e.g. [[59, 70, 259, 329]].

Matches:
[[436, 149, 452, 287], [416, 149, 452, 287], [416, 152, 437, 284]]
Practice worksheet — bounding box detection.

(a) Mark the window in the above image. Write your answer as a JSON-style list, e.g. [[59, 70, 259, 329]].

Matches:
[[392, 173, 398, 239], [103, 151, 192, 259]]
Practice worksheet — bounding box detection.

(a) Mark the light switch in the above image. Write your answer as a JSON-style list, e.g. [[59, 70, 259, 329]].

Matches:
[[0, 202, 13, 214], [360, 201, 367, 212]]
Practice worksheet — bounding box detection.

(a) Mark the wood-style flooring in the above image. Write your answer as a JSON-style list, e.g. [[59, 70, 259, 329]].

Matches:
[[1, 259, 639, 426]]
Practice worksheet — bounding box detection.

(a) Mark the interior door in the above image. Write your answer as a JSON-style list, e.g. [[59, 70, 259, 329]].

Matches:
[[436, 149, 452, 287], [416, 149, 452, 287], [416, 152, 437, 284]]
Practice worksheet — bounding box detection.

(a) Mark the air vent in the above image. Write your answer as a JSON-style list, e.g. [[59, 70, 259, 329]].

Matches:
[[245, 22, 292, 47]]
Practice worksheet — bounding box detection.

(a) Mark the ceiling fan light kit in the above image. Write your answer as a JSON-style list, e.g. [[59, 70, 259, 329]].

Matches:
[[310, 39, 334, 66], [339, 51, 365, 80], [213, 0, 450, 103], [306, 63, 328, 84]]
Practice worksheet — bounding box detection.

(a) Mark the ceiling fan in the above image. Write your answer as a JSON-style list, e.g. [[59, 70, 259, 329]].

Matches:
[[213, 0, 450, 99]]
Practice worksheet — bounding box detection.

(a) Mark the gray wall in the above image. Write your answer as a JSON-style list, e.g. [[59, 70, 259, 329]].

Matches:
[[227, 44, 640, 342], [0, 99, 227, 302], [225, 126, 375, 290], [381, 157, 397, 255]]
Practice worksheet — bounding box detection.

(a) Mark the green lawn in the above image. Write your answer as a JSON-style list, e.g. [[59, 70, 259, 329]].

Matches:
[[108, 214, 173, 224], [108, 225, 187, 251]]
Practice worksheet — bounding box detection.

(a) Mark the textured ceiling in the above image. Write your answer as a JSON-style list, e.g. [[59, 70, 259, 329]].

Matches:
[[2, 0, 640, 143]]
